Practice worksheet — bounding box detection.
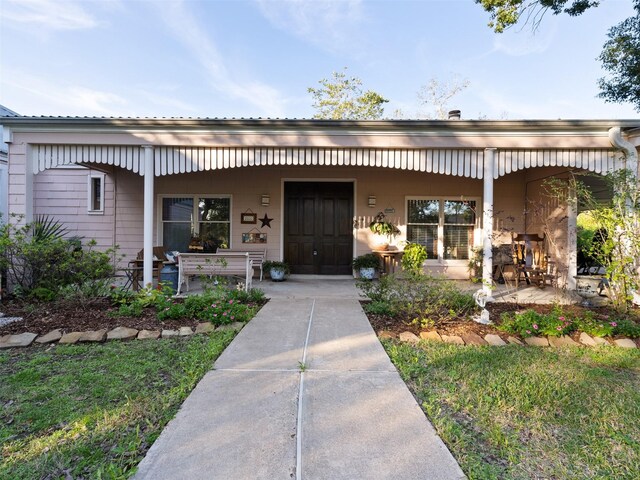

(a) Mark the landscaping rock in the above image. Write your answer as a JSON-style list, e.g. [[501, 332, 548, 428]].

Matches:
[[216, 322, 245, 332], [524, 336, 549, 347], [0, 332, 37, 349], [578, 332, 598, 347], [138, 330, 161, 340], [441, 334, 465, 345], [420, 331, 442, 342], [59, 332, 84, 344], [79, 329, 107, 343], [195, 322, 215, 334], [548, 335, 579, 348], [484, 334, 507, 346], [399, 331, 420, 344], [614, 338, 637, 349], [593, 336, 610, 346], [507, 336, 524, 346], [161, 329, 180, 338], [35, 329, 63, 344], [107, 327, 139, 340], [179, 327, 194, 336], [0, 316, 23, 328], [461, 332, 488, 346], [378, 331, 396, 340]]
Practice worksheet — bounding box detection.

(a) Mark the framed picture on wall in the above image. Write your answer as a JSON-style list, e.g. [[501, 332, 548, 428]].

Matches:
[[241, 212, 257, 224], [242, 232, 267, 244]]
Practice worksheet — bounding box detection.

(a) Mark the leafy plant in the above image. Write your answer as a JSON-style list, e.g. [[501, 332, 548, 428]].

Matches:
[[369, 212, 400, 239], [401, 242, 427, 275], [352, 253, 380, 270], [263, 260, 290, 276]]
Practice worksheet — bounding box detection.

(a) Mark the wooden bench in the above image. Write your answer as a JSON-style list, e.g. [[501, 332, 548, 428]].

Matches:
[[219, 248, 266, 281], [177, 252, 253, 294]]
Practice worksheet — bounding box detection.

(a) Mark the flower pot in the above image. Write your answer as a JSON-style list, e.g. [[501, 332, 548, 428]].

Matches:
[[574, 275, 603, 306], [270, 268, 286, 282], [372, 242, 389, 252], [359, 267, 376, 280]]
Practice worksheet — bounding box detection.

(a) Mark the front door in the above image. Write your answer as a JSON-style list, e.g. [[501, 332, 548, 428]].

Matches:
[[284, 182, 354, 275]]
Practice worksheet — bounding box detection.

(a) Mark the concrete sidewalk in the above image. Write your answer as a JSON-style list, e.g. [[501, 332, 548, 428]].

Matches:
[[135, 286, 465, 479]]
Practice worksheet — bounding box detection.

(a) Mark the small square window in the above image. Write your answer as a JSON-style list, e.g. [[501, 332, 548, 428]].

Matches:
[[88, 173, 105, 213]]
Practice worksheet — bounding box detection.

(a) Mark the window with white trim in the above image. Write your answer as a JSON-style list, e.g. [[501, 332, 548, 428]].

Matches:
[[406, 198, 477, 261], [161, 196, 231, 252], [87, 172, 105, 213]]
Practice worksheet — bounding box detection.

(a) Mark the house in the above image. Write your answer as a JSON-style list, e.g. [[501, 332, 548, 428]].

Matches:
[[2, 115, 639, 294], [0, 105, 19, 223]]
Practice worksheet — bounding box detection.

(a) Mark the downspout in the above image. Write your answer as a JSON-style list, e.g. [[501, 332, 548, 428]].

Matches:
[[608, 126, 639, 177]]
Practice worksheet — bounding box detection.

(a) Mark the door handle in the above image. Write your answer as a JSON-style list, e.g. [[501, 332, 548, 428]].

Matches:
[[313, 250, 318, 256]]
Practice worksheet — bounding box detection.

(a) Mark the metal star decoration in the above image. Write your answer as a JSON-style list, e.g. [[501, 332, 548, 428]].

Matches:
[[260, 214, 273, 228]]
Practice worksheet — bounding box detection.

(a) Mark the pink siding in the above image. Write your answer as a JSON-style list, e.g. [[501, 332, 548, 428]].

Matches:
[[33, 167, 115, 250]]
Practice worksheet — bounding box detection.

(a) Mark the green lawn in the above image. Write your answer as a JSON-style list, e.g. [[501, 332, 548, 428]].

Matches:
[[0, 332, 236, 479], [385, 340, 640, 480]]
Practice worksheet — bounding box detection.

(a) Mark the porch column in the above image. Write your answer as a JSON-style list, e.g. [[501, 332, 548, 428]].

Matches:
[[482, 148, 496, 296], [567, 186, 577, 291], [143, 146, 154, 288]]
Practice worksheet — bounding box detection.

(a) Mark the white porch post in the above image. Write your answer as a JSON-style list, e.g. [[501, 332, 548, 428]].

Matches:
[[482, 148, 496, 296], [143, 146, 154, 288], [567, 186, 577, 291]]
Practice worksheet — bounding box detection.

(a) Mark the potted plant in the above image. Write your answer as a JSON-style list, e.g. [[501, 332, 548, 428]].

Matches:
[[369, 212, 400, 251], [263, 260, 290, 282], [352, 253, 380, 280]]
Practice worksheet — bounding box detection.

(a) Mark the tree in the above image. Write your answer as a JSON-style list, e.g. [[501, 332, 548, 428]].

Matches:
[[417, 76, 470, 119], [598, 2, 640, 111], [308, 68, 388, 120], [475, 0, 640, 112]]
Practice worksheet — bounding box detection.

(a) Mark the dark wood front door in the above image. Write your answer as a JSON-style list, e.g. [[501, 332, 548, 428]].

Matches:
[[284, 182, 354, 275]]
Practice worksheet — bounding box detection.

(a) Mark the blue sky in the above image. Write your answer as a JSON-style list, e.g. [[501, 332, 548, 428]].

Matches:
[[0, 0, 637, 119]]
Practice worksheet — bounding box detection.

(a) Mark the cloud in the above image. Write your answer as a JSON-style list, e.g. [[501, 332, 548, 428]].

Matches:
[[152, 0, 287, 116], [1, 71, 128, 116], [491, 19, 558, 57], [256, 0, 366, 55], [0, 0, 100, 30]]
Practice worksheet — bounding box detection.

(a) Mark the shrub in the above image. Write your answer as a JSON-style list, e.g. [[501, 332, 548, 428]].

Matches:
[[357, 273, 475, 324], [0, 215, 116, 298], [401, 242, 427, 275]]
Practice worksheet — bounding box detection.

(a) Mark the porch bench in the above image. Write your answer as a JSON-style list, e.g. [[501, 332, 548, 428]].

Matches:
[[177, 252, 253, 294], [219, 248, 266, 281]]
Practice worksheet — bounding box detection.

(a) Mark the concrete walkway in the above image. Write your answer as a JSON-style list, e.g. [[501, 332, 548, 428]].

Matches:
[[135, 279, 465, 479]]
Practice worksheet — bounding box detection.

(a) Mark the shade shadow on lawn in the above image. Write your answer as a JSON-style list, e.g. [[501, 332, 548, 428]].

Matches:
[[0, 332, 236, 479], [384, 340, 640, 480]]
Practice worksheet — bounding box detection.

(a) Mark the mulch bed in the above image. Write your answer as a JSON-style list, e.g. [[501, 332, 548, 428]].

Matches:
[[365, 300, 638, 340], [0, 298, 199, 336]]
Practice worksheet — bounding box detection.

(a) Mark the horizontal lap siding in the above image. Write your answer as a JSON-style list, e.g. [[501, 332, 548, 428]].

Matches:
[[33, 168, 115, 250]]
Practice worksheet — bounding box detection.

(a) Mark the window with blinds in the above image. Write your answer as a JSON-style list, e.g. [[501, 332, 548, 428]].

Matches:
[[406, 198, 477, 261]]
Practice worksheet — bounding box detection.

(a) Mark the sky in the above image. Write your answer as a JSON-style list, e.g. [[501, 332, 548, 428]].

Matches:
[[0, 0, 638, 120]]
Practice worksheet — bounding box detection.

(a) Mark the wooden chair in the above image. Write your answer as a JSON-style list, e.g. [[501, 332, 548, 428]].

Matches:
[[127, 246, 169, 290]]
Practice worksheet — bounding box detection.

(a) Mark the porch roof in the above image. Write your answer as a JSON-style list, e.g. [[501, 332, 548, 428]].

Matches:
[[4, 117, 638, 178]]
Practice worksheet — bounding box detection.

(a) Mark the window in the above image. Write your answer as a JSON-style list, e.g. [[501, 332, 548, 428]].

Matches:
[[88, 173, 105, 213], [161, 196, 231, 252], [407, 198, 477, 261]]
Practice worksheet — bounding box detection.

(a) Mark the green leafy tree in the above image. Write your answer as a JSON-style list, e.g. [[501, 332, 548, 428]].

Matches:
[[475, 0, 640, 111], [598, 2, 640, 110], [308, 68, 388, 120]]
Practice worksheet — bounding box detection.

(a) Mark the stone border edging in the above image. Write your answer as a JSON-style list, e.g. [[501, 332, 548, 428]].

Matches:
[[0, 322, 245, 349], [387, 330, 638, 349]]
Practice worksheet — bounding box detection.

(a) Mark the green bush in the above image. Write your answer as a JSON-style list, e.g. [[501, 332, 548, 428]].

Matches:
[[357, 273, 475, 324], [0, 215, 115, 298], [401, 242, 427, 275]]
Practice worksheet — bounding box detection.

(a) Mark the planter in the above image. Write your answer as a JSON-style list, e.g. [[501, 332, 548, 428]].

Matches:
[[269, 268, 286, 282], [574, 275, 604, 306], [372, 242, 389, 252], [359, 267, 376, 280]]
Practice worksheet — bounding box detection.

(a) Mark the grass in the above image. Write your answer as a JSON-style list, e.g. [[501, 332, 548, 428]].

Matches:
[[0, 331, 236, 479], [384, 340, 640, 479]]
